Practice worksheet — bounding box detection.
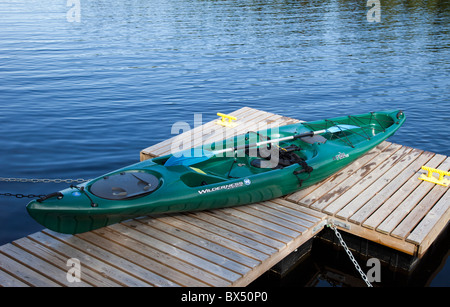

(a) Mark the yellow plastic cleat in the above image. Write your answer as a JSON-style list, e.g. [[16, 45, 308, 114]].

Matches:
[[216, 112, 238, 128], [418, 166, 450, 187]]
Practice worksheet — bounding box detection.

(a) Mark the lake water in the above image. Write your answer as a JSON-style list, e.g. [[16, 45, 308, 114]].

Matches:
[[0, 0, 448, 286]]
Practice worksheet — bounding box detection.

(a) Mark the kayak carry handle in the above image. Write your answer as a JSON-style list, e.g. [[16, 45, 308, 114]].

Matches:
[[293, 169, 307, 175], [37, 192, 63, 203], [293, 160, 313, 175]]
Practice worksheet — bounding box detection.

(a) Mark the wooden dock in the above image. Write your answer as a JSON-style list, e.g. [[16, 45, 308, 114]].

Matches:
[[0, 107, 448, 287]]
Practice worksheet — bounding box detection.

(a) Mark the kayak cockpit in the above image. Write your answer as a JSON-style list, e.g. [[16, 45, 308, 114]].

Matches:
[[175, 141, 315, 187], [304, 111, 401, 148]]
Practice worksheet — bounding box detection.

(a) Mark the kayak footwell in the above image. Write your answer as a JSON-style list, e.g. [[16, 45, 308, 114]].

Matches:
[[1, 107, 448, 287]]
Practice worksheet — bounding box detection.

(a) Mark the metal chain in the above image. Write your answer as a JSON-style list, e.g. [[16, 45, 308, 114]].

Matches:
[[0, 192, 46, 199], [327, 222, 373, 287], [0, 177, 90, 199], [0, 177, 89, 184]]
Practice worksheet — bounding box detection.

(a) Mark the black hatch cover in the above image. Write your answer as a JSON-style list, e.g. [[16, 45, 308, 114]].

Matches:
[[90, 171, 160, 200]]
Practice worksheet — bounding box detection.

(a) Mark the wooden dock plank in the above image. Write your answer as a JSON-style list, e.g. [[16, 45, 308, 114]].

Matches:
[[12, 237, 120, 287], [291, 142, 394, 211], [231, 206, 305, 237], [270, 198, 327, 220], [0, 268, 29, 287], [198, 110, 300, 148], [163, 108, 275, 157], [318, 143, 403, 214], [390, 157, 450, 240], [111, 221, 251, 278], [124, 221, 251, 276], [350, 150, 435, 226], [233, 213, 327, 286], [327, 145, 411, 217], [247, 203, 316, 229], [151, 214, 270, 262], [89, 225, 225, 286], [143, 108, 258, 157], [2, 241, 90, 287], [326, 216, 418, 255], [407, 189, 450, 256], [339, 147, 423, 222], [141, 107, 256, 158], [207, 209, 292, 246], [363, 153, 445, 230], [42, 230, 157, 286], [262, 201, 320, 225], [286, 141, 392, 206], [0, 244, 61, 287], [141, 107, 301, 159], [29, 231, 148, 287], [184, 211, 284, 252], [376, 156, 450, 236], [135, 216, 261, 269]]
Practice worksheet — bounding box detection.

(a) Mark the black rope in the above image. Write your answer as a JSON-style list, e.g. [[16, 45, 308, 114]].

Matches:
[[70, 185, 98, 207]]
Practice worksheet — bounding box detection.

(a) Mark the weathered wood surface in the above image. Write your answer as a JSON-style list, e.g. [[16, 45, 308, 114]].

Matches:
[[0, 200, 326, 287], [140, 106, 301, 160], [286, 133, 449, 257]]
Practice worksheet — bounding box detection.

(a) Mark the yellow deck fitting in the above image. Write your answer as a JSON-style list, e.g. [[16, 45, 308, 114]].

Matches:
[[418, 166, 450, 187], [216, 112, 238, 128]]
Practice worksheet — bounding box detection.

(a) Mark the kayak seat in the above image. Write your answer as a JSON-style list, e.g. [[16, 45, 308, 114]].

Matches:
[[250, 158, 280, 169], [300, 134, 327, 144], [250, 145, 306, 169]]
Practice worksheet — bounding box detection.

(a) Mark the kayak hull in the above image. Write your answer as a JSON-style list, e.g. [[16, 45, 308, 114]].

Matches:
[[27, 110, 405, 234]]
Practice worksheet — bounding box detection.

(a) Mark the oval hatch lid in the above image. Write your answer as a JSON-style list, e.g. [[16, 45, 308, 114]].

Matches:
[[90, 171, 160, 200]]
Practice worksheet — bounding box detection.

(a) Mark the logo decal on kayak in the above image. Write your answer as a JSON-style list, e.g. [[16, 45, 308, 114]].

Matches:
[[333, 152, 349, 161], [198, 179, 250, 195]]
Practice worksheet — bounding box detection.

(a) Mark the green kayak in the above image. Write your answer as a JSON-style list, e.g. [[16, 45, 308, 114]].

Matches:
[[27, 110, 405, 234]]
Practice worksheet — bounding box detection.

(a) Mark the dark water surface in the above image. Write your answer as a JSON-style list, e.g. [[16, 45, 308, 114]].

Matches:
[[0, 0, 449, 286]]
